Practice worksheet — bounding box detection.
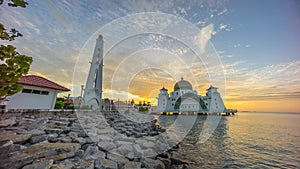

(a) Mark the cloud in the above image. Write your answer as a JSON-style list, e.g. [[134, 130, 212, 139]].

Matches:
[[217, 8, 228, 16], [219, 23, 228, 30], [233, 44, 240, 48], [197, 24, 215, 54], [224, 60, 300, 101]]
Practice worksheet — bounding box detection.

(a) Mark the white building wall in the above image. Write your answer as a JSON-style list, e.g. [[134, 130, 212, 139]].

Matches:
[[157, 91, 169, 112], [6, 85, 58, 110], [179, 98, 200, 112], [208, 92, 225, 113]]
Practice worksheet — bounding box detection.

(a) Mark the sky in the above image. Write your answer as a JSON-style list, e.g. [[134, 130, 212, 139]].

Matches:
[[1, 0, 300, 112]]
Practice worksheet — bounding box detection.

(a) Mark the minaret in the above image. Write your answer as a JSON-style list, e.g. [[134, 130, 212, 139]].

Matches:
[[83, 35, 104, 109]]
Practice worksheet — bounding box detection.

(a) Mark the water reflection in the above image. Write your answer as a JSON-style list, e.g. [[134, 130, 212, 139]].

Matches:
[[157, 113, 300, 168]]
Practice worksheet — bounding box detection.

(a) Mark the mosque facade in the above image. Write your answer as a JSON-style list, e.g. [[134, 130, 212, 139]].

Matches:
[[156, 78, 226, 113]]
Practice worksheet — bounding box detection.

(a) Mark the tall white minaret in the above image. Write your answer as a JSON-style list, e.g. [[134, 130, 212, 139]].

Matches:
[[83, 35, 103, 109]]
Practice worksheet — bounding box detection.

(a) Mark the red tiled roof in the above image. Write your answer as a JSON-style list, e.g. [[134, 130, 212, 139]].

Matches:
[[17, 75, 70, 92], [64, 100, 74, 104], [114, 101, 126, 106]]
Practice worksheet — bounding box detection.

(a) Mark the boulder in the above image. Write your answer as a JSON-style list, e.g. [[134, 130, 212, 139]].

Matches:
[[107, 153, 129, 168], [0, 132, 32, 144], [27, 117, 48, 130], [44, 128, 63, 135], [123, 161, 142, 169], [67, 131, 78, 140], [0, 117, 16, 127], [117, 144, 133, 156], [133, 144, 144, 158], [0, 139, 13, 148], [30, 135, 47, 144], [22, 160, 53, 169], [0, 143, 24, 153], [98, 141, 116, 151], [61, 137, 72, 143], [94, 157, 118, 169], [157, 157, 171, 169], [142, 158, 165, 169], [0, 142, 80, 169], [39, 152, 75, 161], [82, 145, 106, 160]]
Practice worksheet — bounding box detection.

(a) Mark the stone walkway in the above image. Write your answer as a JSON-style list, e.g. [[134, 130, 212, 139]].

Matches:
[[0, 111, 191, 169]]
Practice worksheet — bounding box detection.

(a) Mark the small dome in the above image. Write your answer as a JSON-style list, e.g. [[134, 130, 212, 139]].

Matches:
[[174, 77, 192, 91]]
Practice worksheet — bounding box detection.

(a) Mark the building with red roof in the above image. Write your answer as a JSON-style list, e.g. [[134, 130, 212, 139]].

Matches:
[[6, 75, 70, 110]]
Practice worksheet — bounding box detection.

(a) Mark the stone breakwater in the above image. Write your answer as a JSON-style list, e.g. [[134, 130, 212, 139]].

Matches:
[[0, 110, 191, 169]]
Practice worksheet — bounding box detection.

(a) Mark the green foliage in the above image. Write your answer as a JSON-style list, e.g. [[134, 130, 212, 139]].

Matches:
[[138, 107, 148, 112], [0, 0, 32, 97], [54, 99, 64, 109], [80, 105, 91, 110], [0, 0, 28, 8], [65, 104, 74, 109], [0, 24, 23, 41]]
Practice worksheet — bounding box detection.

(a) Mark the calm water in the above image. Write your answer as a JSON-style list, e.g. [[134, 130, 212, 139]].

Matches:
[[158, 112, 300, 168]]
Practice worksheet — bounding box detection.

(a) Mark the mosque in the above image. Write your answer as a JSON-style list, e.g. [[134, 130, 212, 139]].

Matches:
[[156, 77, 226, 113]]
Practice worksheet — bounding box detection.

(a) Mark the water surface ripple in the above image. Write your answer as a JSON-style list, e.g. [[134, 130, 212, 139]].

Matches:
[[158, 112, 300, 168]]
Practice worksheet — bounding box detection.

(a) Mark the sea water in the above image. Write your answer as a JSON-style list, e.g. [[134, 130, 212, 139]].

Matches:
[[158, 112, 300, 168]]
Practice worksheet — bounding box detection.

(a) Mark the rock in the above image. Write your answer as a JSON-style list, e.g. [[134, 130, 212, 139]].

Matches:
[[70, 123, 87, 137], [30, 135, 47, 144], [123, 161, 142, 169], [74, 137, 87, 145], [117, 144, 133, 156], [0, 142, 80, 169], [27, 117, 48, 130], [0, 132, 32, 144], [133, 144, 144, 158], [107, 153, 129, 168], [98, 134, 114, 142], [44, 129, 63, 135], [155, 141, 169, 152], [115, 141, 134, 147], [0, 144, 23, 153], [157, 157, 171, 169], [47, 135, 60, 143], [98, 141, 116, 151], [157, 152, 171, 159], [0, 139, 13, 148], [97, 128, 115, 135], [74, 149, 84, 157], [29, 129, 46, 137], [53, 158, 93, 169], [127, 152, 135, 160], [143, 148, 157, 158], [170, 152, 190, 165], [51, 120, 69, 126], [67, 131, 78, 140], [22, 160, 53, 169], [61, 137, 72, 143], [142, 158, 165, 169], [94, 157, 118, 169], [82, 145, 106, 160], [0, 118, 16, 127], [39, 152, 75, 161], [150, 131, 159, 136], [53, 159, 73, 169]]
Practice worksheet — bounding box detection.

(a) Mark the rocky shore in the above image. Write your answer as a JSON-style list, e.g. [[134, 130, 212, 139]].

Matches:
[[0, 110, 191, 169]]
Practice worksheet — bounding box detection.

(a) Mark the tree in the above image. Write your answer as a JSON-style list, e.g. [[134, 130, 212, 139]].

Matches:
[[55, 98, 65, 109], [0, 0, 32, 97]]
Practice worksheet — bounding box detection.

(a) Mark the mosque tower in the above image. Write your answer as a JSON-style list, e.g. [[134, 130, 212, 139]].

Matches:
[[83, 35, 103, 109]]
